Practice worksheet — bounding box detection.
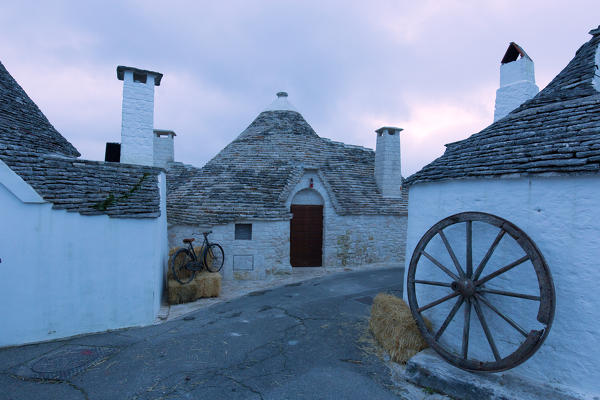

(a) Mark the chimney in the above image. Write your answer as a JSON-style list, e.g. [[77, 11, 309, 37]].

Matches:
[[374, 126, 403, 198], [494, 42, 539, 122], [117, 66, 163, 166], [153, 129, 176, 168]]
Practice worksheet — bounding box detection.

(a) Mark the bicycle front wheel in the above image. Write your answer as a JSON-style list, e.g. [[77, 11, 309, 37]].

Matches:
[[204, 244, 224, 273], [171, 248, 195, 284]]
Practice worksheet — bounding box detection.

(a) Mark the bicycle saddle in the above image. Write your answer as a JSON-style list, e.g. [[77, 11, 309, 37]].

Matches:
[[183, 238, 195, 243]]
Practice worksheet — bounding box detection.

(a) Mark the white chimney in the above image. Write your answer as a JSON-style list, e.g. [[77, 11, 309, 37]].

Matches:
[[374, 126, 403, 198], [153, 129, 175, 168], [117, 66, 163, 166], [494, 42, 539, 122]]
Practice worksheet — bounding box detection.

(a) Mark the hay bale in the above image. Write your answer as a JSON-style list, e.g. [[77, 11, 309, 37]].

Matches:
[[167, 272, 222, 305], [194, 271, 221, 298], [167, 278, 198, 304], [369, 293, 432, 363]]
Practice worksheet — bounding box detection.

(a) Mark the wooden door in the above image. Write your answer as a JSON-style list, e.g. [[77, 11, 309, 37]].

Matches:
[[290, 205, 323, 267]]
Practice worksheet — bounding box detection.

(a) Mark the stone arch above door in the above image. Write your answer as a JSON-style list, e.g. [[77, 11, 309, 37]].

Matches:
[[291, 188, 324, 205]]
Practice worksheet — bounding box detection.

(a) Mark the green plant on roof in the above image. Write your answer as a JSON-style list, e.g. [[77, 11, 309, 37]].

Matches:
[[94, 172, 150, 211]]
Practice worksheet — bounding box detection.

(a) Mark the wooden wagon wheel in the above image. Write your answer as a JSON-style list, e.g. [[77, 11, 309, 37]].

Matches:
[[407, 212, 555, 372]]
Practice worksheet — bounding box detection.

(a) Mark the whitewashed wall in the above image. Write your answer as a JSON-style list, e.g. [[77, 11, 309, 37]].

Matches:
[[0, 166, 168, 347], [405, 176, 600, 397]]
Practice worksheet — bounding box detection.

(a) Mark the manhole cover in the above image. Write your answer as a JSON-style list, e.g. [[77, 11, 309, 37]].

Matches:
[[354, 296, 374, 305], [13, 345, 117, 380]]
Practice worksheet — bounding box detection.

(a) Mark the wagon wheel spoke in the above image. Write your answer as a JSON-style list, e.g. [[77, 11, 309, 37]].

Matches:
[[478, 288, 540, 301], [421, 251, 460, 281], [438, 230, 466, 278], [476, 255, 529, 286], [418, 291, 460, 313], [435, 296, 464, 340], [407, 212, 555, 372], [466, 221, 473, 278], [473, 297, 501, 361], [473, 229, 506, 281], [462, 298, 471, 359], [414, 280, 452, 287], [476, 294, 528, 338]]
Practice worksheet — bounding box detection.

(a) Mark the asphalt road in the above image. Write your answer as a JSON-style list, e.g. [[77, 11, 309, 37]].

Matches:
[[1, 267, 407, 400]]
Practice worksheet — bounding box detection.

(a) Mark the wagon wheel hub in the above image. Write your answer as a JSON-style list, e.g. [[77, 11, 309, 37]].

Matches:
[[452, 279, 476, 298]]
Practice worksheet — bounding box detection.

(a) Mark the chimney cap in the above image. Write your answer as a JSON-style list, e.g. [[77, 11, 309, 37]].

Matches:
[[376, 126, 403, 134], [154, 129, 176, 137], [117, 66, 163, 86], [501, 42, 532, 64], [263, 91, 298, 112]]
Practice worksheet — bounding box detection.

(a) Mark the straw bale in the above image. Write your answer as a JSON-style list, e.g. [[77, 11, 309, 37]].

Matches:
[[194, 271, 221, 298], [369, 293, 432, 364], [167, 271, 222, 305], [167, 279, 197, 304]]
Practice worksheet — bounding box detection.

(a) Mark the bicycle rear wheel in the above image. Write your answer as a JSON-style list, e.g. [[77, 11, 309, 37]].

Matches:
[[204, 244, 224, 273], [171, 248, 195, 284]]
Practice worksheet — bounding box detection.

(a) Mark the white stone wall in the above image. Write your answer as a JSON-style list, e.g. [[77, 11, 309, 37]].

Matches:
[[323, 214, 407, 267], [405, 177, 600, 396], [120, 70, 157, 166], [153, 134, 174, 168], [168, 220, 292, 280], [494, 57, 539, 121], [375, 128, 402, 198], [0, 167, 168, 347]]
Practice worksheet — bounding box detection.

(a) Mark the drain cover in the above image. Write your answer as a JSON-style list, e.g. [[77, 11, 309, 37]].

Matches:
[[13, 345, 117, 380]]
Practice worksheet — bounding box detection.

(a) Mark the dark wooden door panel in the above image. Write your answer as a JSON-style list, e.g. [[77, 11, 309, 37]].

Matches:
[[290, 205, 323, 267]]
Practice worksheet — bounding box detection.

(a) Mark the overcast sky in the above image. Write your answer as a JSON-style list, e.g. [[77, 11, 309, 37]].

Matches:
[[0, 1, 598, 176]]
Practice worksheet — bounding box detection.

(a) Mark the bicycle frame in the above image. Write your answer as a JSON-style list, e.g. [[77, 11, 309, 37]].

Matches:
[[184, 232, 212, 271]]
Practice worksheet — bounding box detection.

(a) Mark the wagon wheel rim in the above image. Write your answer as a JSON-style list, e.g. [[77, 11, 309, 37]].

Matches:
[[407, 212, 556, 372]]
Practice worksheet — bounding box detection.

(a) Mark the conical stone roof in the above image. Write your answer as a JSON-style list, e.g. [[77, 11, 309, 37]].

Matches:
[[167, 101, 407, 226], [405, 27, 600, 186], [0, 61, 80, 157]]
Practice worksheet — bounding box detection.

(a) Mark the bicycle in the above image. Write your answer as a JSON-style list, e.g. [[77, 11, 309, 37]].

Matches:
[[170, 231, 225, 284]]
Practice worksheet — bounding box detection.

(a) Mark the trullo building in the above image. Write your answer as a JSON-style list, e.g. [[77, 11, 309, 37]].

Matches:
[[166, 93, 408, 280], [403, 26, 600, 398]]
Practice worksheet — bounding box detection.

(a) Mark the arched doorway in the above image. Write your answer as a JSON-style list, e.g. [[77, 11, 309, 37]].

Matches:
[[290, 189, 324, 267]]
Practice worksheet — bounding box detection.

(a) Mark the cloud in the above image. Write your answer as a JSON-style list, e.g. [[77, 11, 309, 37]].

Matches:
[[400, 91, 494, 177], [0, 0, 598, 173]]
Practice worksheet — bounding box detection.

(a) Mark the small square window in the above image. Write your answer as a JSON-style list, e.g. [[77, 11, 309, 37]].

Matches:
[[235, 224, 252, 240]]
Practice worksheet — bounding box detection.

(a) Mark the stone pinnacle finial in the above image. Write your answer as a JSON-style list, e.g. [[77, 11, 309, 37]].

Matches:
[[590, 26, 600, 36]]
